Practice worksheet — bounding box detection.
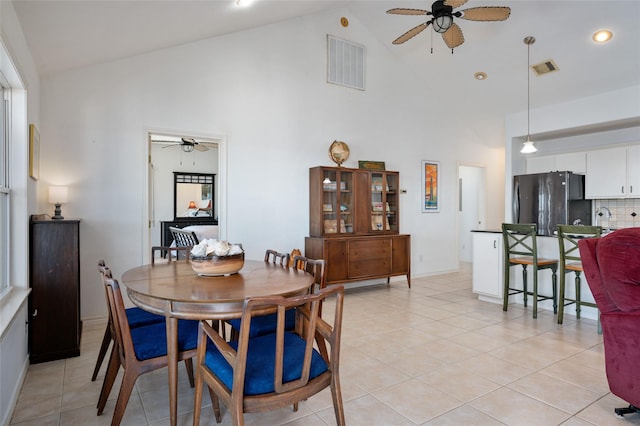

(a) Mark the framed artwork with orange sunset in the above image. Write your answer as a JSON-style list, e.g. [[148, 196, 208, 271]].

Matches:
[[421, 160, 439, 212]]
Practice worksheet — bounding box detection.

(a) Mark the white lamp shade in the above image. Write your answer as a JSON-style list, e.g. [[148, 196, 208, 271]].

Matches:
[[49, 186, 68, 204], [520, 139, 537, 154]]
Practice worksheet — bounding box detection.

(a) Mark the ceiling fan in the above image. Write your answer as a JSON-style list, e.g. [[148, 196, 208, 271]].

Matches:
[[387, 0, 511, 52], [154, 137, 217, 152]]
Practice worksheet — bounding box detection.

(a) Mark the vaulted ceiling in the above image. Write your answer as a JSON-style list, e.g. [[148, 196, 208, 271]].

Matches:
[[12, 0, 640, 116]]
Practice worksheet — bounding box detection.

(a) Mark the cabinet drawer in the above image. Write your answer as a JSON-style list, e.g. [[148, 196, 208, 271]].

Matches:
[[348, 239, 391, 278]]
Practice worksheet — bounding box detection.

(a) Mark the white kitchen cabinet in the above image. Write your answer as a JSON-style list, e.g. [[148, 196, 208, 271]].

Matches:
[[586, 146, 640, 198], [472, 231, 503, 302], [626, 145, 640, 197], [556, 152, 586, 174], [526, 152, 586, 174]]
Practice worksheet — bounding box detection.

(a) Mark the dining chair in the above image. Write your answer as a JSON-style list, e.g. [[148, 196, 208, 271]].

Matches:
[[97, 269, 199, 426], [502, 223, 558, 319], [151, 245, 191, 264], [264, 249, 290, 267], [227, 249, 305, 341], [91, 260, 165, 382], [193, 285, 346, 426], [292, 255, 326, 288], [556, 224, 602, 325], [169, 226, 199, 259]]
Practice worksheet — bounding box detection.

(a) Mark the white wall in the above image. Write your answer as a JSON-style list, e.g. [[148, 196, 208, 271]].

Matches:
[[38, 8, 504, 320]]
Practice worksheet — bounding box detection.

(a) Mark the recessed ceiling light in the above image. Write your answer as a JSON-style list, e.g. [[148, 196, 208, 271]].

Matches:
[[593, 30, 613, 43], [235, 0, 254, 7], [474, 72, 487, 80]]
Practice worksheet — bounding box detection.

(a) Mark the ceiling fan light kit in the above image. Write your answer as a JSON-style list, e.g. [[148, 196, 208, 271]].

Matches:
[[387, 0, 510, 51]]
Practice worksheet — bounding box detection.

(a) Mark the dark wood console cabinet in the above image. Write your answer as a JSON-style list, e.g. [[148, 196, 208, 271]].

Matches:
[[29, 217, 81, 363], [305, 166, 411, 287]]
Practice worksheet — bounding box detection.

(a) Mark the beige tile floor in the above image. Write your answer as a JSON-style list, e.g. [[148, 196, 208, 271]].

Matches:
[[9, 263, 640, 425]]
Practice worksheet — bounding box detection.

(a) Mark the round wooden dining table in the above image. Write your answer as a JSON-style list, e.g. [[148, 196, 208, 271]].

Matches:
[[121, 259, 314, 426]]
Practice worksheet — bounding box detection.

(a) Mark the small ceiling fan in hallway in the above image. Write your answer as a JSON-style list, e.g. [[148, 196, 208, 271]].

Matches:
[[154, 137, 217, 152], [387, 0, 511, 52]]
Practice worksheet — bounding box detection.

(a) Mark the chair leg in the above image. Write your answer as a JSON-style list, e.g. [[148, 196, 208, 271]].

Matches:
[[551, 266, 558, 314], [193, 363, 203, 426], [97, 344, 120, 414], [532, 267, 538, 319], [521, 265, 529, 307], [575, 272, 582, 319], [207, 386, 222, 423], [330, 375, 346, 426], [184, 358, 195, 388], [92, 325, 112, 381], [615, 405, 640, 416], [502, 263, 510, 312], [557, 271, 566, 324], [111, 369, 139, 426]]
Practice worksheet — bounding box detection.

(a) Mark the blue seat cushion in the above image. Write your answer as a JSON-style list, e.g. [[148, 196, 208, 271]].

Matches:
[[125, 307, 164, 328], [204, 331, 328, 396], [227, 309, 296, 338], [130, 320, 199, 361]]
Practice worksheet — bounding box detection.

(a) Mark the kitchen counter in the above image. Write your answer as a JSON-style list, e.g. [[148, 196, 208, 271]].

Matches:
[[471, 230, 598, 320]]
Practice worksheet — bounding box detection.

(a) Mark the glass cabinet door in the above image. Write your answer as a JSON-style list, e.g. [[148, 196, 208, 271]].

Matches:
[[370, 172, 399, 232], [322, 169, 353, 235]]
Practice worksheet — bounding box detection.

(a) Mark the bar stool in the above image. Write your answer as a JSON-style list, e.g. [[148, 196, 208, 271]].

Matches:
[[556, 224, 602, 326], [502, 223, 558, 319]]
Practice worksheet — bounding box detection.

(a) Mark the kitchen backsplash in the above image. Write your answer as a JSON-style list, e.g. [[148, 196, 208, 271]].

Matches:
[[594, 199, 640, 229]]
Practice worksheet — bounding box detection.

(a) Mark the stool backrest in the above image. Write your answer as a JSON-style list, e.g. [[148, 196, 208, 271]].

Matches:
[[557, 225, 602, 264], [502, 223, 538, 261]]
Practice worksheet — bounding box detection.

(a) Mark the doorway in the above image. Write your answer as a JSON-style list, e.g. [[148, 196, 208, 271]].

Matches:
[[144, 131, 227, 262], [457, 165, 486, 262]]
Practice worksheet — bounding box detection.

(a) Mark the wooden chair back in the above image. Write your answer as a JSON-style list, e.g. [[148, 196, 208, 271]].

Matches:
[[151, 245, 191, 264], [264, 249, 290, 267], [193, 285, 345, 426], [292, 255, 326, 288], [169, 226, 199, 247]]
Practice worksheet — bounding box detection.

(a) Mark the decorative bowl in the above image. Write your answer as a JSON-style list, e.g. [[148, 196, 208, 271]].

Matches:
[[190, 252, 245, 276]]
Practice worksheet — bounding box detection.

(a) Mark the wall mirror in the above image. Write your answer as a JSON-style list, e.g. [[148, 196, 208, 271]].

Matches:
[[174, 172, 215, 220]]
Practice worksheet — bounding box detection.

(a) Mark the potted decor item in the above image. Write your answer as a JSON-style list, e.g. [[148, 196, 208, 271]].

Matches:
[[190, 239, 244, 276]]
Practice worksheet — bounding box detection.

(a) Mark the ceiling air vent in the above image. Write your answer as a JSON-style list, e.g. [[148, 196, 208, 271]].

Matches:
[[531, 59, 559, 76]]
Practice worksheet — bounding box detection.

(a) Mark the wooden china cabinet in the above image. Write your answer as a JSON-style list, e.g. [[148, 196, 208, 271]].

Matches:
[[305, 166, 411, 287]]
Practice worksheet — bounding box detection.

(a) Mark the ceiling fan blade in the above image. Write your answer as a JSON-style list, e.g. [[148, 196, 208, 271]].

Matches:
[[392, 22, 430, 45], [194, 143, 209, 152], [460, 6, 511, 21], [443, 0, 468, 9], [442, 23, 465, 49], [386, 8, 429, 16]]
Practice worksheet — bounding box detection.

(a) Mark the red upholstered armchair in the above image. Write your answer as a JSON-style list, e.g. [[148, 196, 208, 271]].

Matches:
[[579, 227, 640, 417]]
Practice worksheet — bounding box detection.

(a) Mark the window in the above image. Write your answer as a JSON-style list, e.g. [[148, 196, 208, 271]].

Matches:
[[0, 86, 9, 298]]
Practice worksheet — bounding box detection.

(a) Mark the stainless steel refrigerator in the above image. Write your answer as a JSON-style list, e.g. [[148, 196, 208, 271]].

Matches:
[[513, 171, 592, 236]]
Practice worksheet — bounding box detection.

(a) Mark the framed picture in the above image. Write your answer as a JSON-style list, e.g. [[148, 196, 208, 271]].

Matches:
[[421, 160, 439, 212], [29, 124, 40, 180], [358, 160, 386, 171]]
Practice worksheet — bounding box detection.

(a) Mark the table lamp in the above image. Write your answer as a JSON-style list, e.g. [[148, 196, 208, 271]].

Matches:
[[49, 186, 68, 219]]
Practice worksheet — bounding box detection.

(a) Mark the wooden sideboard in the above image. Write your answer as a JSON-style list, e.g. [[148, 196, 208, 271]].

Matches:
[[29, 217, 81, 363], [305, 234, 411, 286]]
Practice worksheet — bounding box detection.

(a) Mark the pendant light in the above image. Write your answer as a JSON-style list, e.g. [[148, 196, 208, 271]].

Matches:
[[521, 36, 537, 154]]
